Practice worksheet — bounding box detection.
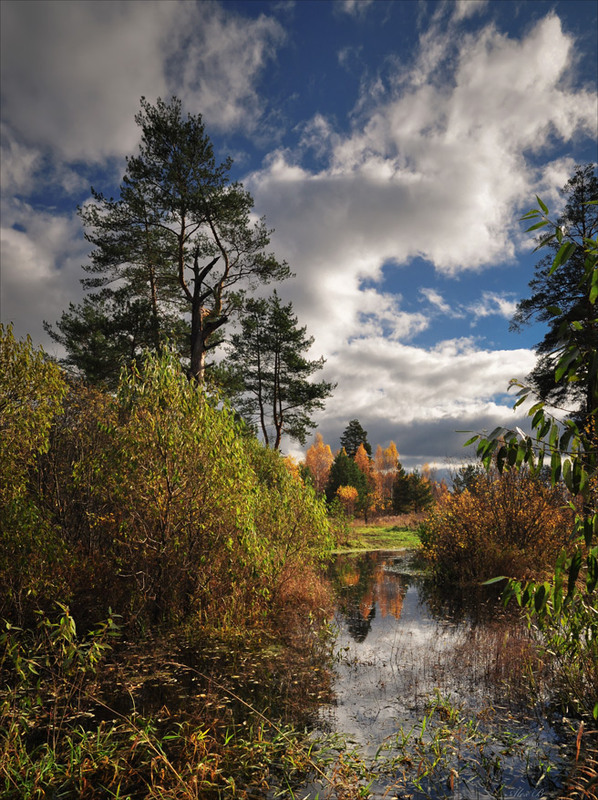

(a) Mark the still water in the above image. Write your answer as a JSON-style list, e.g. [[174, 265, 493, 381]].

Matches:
[[300, 549, 572, 799]]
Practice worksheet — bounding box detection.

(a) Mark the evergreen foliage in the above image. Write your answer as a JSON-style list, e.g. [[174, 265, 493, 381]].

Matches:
[[451, 463, 484, 494], [226, 292, 334, 448], [325, 449, 367, 504], [392, 466, 434, 513], [339, 419, 371, 458], [45, 96, 289, 386]]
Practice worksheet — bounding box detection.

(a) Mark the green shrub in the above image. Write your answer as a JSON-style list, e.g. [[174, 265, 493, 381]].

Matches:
[[0, 325, 68, 626]]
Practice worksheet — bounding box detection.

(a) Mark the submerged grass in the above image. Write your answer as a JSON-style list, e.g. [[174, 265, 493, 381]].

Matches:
[[3, 553, 595, 799], [0, 592, 384, 800]]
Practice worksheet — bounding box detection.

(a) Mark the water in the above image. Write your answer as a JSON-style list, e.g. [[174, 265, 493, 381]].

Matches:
[[299, 549, 571, 799]]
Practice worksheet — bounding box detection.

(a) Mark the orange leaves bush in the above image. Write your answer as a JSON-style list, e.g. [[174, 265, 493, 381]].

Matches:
[[420, 469, 573, 585]]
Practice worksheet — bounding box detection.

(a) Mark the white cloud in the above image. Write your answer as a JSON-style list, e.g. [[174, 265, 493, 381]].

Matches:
[[248, 12, 595, 343], [338, 0, 375, 18], [246, 10, 593, 457], [0, 0, 286, 165], [468, 291, 519, 322], [170, 3, 286, 134], [0, 124, 41, 195], [308, 336, 537, 460], [0, 0, 172, 162], [419, 288, 461, 317], [0, 203, 87, 350], [453, 0, 488, 22]]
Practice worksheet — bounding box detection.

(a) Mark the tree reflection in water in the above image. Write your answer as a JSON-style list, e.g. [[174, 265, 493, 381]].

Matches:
[[311, 549, 569, 799]]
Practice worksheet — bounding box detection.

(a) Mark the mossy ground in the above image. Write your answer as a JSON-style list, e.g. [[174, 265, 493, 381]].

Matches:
[[338, 514, 424, 551]]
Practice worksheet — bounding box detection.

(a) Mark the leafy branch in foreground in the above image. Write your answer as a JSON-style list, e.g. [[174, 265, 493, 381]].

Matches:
[[467, 193, 597, 721]]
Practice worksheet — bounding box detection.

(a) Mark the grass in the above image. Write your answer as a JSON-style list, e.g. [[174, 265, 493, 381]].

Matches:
[[337, 514, 424, 552]]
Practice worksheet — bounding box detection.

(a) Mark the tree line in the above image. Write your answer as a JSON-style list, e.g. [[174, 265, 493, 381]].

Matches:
[[302, 419, 443, 519]]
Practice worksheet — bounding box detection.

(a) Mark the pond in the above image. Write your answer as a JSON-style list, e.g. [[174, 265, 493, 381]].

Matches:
[[299, 549, 574, 800]]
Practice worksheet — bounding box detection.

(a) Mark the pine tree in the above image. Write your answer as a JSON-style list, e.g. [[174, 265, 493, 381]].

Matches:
[[45, 96, 289, 386], [227, 292, 334, 449]]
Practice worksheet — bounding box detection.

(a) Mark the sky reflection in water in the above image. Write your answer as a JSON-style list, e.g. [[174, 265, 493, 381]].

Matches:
[[310, 549, 567, 799]]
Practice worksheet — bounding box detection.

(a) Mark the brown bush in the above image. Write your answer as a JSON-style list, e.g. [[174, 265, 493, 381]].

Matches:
[[420, 469, 573, 585]]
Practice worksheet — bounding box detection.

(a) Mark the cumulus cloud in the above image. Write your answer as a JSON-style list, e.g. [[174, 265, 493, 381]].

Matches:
[[0, 202, 87, 350], [246, 10, 593, 455], [418, 288, 517, 323], [468, 291, 519, 323], [307, 336, 536, 461], [169, 3, 286, 134], [0, 0, 172, 162], [1, 0, 285, 169], [248, 13, 594, 327], [250, 13, 595, 291]]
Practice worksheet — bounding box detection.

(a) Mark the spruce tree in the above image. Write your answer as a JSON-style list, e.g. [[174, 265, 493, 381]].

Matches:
[[339, 419, 372, 458], [325, 449, 367, 503]]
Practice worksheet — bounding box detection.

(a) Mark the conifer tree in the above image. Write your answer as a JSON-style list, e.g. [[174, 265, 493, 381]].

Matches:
[[227, 292, 334, 449], [325, 448, 367, 503], [46, 96, 289, 385], [339, 419, 371, 458]]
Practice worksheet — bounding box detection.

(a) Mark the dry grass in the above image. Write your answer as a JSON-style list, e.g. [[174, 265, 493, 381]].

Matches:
[[351, 512, 426, 530]]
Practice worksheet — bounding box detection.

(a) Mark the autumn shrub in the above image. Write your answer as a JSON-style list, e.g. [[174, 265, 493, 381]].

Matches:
[[53, 349, 333, 630], [420, 468, 572, 585], [74, 352, 269, 627], [0, 325, 69, 626], [1, 331, 334, 636], [248, 441, 333, 623]]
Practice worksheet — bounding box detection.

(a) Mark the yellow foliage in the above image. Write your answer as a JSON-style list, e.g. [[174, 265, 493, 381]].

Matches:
[[336, 484, 359, 516], [305, 432, 334, 494], [284, 454, 301, 481], [354, 442, 371, 475], [373, 441, 399, 513], [421, 469, 573, 584]]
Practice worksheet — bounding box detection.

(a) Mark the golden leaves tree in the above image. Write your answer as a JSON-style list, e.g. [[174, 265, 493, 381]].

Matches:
[[373, 441, 400, 513], [305, 432, 334, 494], [354, 442, 376, 520]]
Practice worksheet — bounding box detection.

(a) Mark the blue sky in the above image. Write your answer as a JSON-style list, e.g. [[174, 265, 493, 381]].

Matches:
[[1, 0, 596, 470]]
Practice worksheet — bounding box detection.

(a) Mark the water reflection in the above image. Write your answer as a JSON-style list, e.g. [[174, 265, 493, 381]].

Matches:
[[310, 549, 568, 799], [335, 552, 408, 642]]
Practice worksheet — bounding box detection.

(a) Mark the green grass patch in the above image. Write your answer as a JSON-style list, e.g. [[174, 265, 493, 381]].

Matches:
[[339, 524, 421, 552]]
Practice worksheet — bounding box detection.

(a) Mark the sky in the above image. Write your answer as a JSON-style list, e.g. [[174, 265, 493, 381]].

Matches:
[[1, 0, 597, 471]]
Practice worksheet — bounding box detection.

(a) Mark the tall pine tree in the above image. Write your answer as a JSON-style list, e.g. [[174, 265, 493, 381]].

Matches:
[[45, 96, 289, 386]]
